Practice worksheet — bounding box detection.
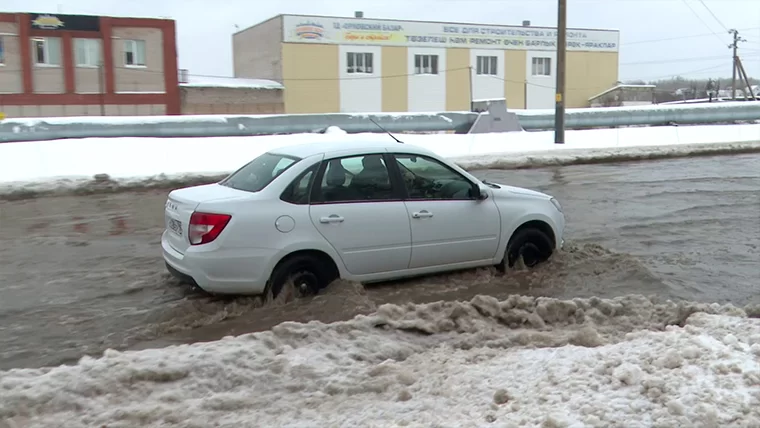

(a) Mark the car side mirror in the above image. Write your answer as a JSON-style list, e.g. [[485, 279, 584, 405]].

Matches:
[[478, 188, 489, 200], [471, 185, 488, 200]]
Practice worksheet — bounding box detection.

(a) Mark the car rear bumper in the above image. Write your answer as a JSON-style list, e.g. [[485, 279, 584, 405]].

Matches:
[[165, 262, 199, 287], [161, 230, 274, 295]]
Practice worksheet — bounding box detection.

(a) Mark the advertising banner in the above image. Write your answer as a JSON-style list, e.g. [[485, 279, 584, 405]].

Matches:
[[29, 13, 101, 32], [283, 15, 619, 52]]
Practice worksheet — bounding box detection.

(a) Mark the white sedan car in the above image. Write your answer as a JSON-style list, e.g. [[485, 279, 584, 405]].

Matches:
[[162, 140, 565, 297]]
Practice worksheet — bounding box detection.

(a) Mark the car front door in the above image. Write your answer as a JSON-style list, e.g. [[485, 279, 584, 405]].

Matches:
[[392, 153, 501, 269], [308, 153, 412, 275]]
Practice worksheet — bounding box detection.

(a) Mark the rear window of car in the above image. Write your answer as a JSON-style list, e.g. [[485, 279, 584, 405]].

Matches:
[[219, 153, 301, 193]]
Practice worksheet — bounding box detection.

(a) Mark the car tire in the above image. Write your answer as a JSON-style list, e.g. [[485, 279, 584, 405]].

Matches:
[[266, 255, 326, 300], [501, 228, 554, 270]]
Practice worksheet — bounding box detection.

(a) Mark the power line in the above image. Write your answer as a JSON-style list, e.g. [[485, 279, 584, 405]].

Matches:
[[630, 64, 727, 80], [620, 52, 759, 66], [4, 52, 754, 79], [680, 0, 727, 45], [0, 63, 736, 95], [696, 0, 729, 32], [1, 56, 751, 91], [622, 27, 760, 45]]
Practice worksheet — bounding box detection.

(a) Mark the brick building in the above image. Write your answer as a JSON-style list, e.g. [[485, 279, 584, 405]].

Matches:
[[0, 12, 180, 118], [178, 72, 284, 115]]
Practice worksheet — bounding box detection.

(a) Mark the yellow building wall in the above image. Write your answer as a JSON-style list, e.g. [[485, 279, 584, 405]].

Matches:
[[281, 43, 340, 113], [445, 49, 471, 111], [566, 51, 619, 108], [504, 50, 527, 109], [281, 42, 618, 112], [381, 47, 408, 112]]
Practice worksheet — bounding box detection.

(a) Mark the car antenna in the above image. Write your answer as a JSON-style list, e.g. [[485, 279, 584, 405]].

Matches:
[[368, 117, 404, 144]]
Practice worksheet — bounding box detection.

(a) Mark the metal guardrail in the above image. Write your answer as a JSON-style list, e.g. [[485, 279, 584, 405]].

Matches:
[[1, 101, 759, 144], [518, 101, 760, 129], [0, 113, 476, 143]]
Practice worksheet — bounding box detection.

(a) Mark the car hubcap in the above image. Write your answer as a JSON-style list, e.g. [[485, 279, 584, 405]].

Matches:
[[291, 270, 319, 296], [520, 243, 541, 267]]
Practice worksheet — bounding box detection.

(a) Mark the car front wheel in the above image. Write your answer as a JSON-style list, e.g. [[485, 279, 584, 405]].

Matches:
[[501, 227, 554, 270]]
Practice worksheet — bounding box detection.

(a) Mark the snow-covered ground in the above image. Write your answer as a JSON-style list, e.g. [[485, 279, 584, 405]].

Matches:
[[1, 123, 759, 197], [2, 123, 760, 426], [1, 292, 758, 427]]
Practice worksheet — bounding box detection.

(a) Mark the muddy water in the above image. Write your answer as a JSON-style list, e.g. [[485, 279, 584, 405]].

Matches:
[[0, 153, 758, 370]]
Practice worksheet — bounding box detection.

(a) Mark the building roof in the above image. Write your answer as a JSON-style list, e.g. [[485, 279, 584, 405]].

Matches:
[[239, 13, 619, 34], [180, 75, 283, 90]]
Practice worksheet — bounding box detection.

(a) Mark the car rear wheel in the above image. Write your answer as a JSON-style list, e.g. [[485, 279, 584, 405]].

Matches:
[[501, 227, 554, 270], [267, 255, 326, 300]]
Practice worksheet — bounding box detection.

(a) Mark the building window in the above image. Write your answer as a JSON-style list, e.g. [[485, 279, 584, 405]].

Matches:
[[347, 52, 373, 74], [414, 54, 438, 75], [531, 57, 552, 76], [74, 38, 102, 67], [124, 39, 146, 66], [0, 37, 4, 65], [476, 56, 498, 75], [33, 37, 62, 66]]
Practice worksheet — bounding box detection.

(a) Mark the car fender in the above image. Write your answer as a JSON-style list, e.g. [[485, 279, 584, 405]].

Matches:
[[263, 239, 351, 281], [494, 212, 561, 262]]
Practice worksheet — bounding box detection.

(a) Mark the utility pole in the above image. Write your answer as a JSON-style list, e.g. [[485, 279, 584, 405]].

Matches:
[[468, 66, 474, 112], [728, 29, 746, 101], [98, 62, 106, 116], [554, 0, 567, 144]]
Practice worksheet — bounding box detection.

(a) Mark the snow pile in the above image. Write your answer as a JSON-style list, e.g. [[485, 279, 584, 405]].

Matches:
[[1, 123, 759, 199], [1, 293, 758, 427], [323, 125, 348, 134], [179, 75, 283, 90]]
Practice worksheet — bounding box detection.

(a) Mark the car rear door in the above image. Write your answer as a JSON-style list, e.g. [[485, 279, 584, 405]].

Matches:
[[392, 153, 501, 269], [308, 153, 412, 275]]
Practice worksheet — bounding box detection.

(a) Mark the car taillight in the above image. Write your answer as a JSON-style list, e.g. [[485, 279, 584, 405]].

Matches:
[[188, 212, 231, 245]]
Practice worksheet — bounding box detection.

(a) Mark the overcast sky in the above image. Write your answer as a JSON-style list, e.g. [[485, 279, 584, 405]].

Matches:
[[7, 0, 760, 82]]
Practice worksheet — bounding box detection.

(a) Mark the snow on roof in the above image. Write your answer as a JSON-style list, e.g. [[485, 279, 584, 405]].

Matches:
[[588, 84, 657, 101], [180, 75, 283, 90]]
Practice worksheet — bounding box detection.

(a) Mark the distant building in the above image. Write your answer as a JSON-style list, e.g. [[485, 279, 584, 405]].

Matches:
[[0, 12, 179, 118], [233, 13, 620, 113], [178, 72, 284, 114]]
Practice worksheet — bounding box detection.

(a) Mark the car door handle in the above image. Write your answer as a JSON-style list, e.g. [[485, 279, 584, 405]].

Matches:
[[412, 210, 434, 219], [319, 215, 345, 224]]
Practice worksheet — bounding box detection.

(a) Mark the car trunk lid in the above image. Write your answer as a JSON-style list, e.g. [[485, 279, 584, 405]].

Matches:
[[164, 184, 251, 254]]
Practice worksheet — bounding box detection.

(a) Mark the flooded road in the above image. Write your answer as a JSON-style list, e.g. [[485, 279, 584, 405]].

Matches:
[[0, 153, 758, 370]]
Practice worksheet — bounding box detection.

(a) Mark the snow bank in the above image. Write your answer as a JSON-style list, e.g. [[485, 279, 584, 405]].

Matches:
[[1, 123, 759, 198], [179, 75, 283, 90], [512, 99, 759, 116], [1, 293, 757, 427]]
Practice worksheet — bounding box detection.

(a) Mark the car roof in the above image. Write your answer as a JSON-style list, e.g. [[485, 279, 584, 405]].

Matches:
[[268, 138, 438, 159]]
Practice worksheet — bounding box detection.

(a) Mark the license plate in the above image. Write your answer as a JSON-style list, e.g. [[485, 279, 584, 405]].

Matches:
[[168, 218, 183, 236]]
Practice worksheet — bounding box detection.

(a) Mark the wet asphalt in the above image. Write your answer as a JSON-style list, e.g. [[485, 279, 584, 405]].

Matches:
[[0, 153, 758, 370]]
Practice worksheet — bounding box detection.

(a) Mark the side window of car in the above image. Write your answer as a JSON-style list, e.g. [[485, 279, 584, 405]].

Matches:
[[280, 164, 318, 205], [312, 154, 397, 203], [394, 154, 475, 200]]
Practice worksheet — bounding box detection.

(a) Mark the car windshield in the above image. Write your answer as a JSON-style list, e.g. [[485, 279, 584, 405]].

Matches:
[[219, 153, 300, 193]]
